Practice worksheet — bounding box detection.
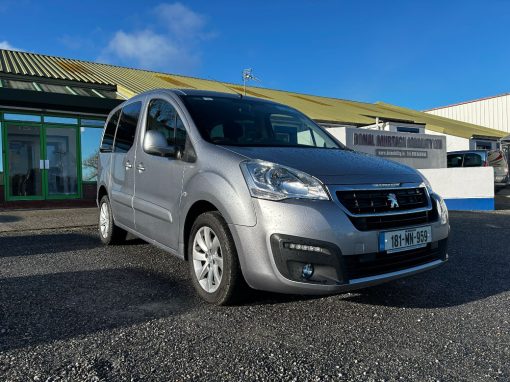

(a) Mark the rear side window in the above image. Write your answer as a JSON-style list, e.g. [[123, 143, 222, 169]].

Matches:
[[100, 110, 120, 152], [114, 101, 142, 153], [463, 153, 484, 167]]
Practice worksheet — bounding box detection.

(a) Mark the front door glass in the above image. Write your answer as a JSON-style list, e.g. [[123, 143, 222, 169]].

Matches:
[[45, 127, 78, 196], [6, 124, 43, 198]]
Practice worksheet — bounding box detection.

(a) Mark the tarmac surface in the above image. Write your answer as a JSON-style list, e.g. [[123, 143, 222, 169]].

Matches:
[[0, 210, 509, 381], [0, 208, 97, 233]]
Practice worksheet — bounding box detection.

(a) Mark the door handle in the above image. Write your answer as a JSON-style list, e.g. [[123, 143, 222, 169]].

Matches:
[[125, 161, 133, 170], [40, 160, 50, 170], [137, 163, 145, 172]]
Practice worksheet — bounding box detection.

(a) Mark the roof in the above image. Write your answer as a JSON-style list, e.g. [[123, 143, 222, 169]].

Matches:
[[424, 93, 510, 112], [0, 49, 505, 139]]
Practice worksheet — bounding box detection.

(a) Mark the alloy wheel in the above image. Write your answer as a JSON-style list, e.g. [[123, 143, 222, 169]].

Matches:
[[192, 226, 223, 293]]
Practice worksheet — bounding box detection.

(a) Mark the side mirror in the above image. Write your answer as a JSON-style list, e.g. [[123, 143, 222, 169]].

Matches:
[[143, 130, 177, 157]]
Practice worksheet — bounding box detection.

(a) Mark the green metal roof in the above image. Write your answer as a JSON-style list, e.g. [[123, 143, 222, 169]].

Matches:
[[0, 49, 505, 139]]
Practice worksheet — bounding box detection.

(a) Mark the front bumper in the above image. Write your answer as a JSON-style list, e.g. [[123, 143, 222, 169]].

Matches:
[[230, 198, 449, 295]]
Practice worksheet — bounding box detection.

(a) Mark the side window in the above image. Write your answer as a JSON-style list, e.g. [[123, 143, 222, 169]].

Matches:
[[463, 153, 484, 167], [146, 98, 187, 150], [114, 101, 142, 153], [175, 115, 187, 146], [447, 154, 463, 168], [100, 110, 120, 152]]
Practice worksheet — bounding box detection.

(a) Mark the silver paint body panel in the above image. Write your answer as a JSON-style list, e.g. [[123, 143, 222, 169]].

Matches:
[[98, 89, 449, 295]]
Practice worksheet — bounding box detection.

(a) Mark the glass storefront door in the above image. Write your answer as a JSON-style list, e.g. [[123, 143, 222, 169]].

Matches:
[[5, 124, 44, 199], [3, 123, 80, 200], [45, 126, 79, 198]]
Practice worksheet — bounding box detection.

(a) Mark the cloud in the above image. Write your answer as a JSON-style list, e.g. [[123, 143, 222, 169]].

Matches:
[[155, 2, 205, 39], [99, 29, 198, 71], [0, 40, 24, 51], [98, 2, 211, 74]]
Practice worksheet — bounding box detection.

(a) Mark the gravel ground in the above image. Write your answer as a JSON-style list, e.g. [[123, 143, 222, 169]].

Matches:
[[0, 211, 509, 381]]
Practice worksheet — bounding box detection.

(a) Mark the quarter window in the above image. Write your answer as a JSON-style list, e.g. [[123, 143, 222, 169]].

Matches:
[[146, 99, 187, 150], [114, 102, 142, 153], [100, 109, 120, 152]]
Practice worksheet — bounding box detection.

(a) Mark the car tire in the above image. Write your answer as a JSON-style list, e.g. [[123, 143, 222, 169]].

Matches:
[[98, 195, 127, 245], [188, 211, 245, 305]]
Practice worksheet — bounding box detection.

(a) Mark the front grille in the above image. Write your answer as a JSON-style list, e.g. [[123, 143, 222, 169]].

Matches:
[[344, 243, 444, 280], [336, 187, 428, 214], [348, 206, 438, 231]]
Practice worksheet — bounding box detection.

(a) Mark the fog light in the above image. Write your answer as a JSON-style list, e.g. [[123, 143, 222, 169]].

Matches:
[[286, 243, 324, 253], [302, 263, 314, 279]]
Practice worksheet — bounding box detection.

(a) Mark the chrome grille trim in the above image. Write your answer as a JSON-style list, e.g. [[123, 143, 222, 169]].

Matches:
[[327, 182, 433, 218]]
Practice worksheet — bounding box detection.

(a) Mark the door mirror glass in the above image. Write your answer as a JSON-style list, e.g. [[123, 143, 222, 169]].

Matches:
[[143, 130, 177, 157]]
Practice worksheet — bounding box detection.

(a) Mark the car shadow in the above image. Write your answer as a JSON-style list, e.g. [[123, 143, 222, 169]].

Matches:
[[0, 267, 195, 352], [0, 231, 148, 258], [343, 211, 510, 309], [0, 215, 22, 223], [0, 232, 102, 257]]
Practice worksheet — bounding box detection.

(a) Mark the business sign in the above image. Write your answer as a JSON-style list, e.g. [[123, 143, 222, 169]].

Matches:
[[329, 127, 446, 169]]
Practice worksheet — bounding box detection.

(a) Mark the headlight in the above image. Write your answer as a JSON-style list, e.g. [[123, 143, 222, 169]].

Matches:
[[420, 174, 434, 194], [432, 193, 448, 225], [240, 160, 330, 201]]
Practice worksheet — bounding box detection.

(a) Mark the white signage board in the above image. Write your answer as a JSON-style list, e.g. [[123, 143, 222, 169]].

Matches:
[[329, 127, 447, 169]]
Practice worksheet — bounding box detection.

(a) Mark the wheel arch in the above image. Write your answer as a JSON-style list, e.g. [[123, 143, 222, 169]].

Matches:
[[97, 184, 108, 207], [182, 200, 219, 261]]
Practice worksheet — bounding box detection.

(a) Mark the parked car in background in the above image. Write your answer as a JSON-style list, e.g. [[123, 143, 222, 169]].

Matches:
[[447, 149, 509, 192], [97, 89, 449, 305]]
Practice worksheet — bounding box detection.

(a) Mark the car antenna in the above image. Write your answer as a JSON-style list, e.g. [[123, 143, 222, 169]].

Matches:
[[205, 76, 243, 98]]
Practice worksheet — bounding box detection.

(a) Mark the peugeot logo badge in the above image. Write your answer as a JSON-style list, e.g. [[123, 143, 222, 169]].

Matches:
[[387, 193, 399, 209]]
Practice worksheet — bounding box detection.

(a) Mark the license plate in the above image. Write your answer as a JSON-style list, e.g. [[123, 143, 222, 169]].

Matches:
[[380, 226, 432, 253]]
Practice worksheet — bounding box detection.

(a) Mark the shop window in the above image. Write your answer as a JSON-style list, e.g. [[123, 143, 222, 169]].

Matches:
[[72, 87, 100, 97], [475, 141, 493, 150], [3, 113, 41, 122], [96, 89, 120, 99], [81, 127, 103, 182], [0, 122, 3, 183], [397, 126, 420, 134], [37, 83, 74, 95], [43, 116, 78, 125], [2, 79, 37, 91]]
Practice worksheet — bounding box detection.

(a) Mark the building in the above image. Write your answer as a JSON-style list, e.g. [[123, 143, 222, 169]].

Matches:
[[0, 49, 504, 208], [426, 93, 510, 151]]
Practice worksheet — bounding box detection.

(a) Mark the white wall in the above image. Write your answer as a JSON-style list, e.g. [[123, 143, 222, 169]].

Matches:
[[426, 94, 510, 134], [424, 129, 470, 151], [418, 167, 494, 200]]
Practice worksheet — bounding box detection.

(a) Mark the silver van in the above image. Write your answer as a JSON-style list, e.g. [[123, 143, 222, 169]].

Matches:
[[97, 89, 449, 305], [447, 149, 509, 191]]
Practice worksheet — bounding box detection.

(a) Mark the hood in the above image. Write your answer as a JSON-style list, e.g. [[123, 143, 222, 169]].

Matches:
[[221, 146, 423, 185]]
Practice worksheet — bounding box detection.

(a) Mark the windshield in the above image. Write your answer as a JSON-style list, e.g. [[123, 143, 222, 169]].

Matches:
[[180, 95, 343, 149]]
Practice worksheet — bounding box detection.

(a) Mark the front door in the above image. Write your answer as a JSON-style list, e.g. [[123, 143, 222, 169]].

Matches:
[[3, 123, 80, 200], [133, 98, 188, 250]]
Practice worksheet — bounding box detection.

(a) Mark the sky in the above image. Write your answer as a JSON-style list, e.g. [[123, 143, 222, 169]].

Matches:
[[1, 0, 509, 110]]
